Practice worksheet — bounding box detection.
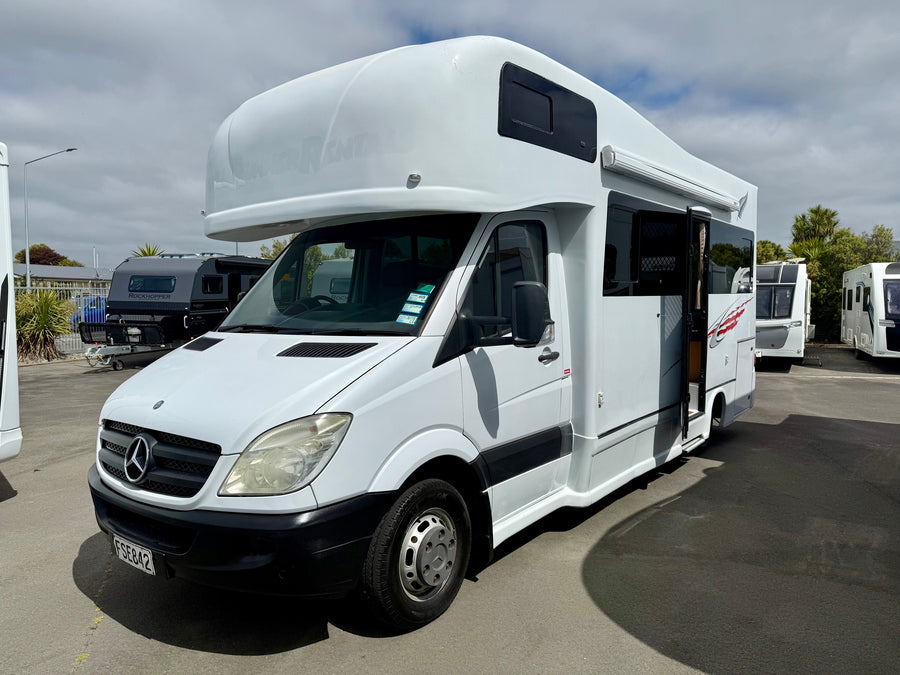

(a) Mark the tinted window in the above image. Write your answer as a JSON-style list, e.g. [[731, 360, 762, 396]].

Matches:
[[499, 63, 597, 162], [863, 287, 871, 312], [709, 222, 753, 293], [202, 275, 223, 294], [128, 276, 175, 293], [463, 220, 547, 337], [603, 204, 684, 297], [773, 287, 794, 318], [846, 289, 853, 310], [757, 286, 773, 319], [780, 265, 799, 283], [220, 214, 477, 336], [885, 281, 900, 320], [757, 285, 795, 320], [757, 266, 779, 283]]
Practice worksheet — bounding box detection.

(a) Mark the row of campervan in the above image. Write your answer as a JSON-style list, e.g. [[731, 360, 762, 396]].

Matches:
[[755, 261, 900, 361]]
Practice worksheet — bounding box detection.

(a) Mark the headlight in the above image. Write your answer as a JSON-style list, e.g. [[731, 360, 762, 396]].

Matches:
[[219, 413, 351, 496]]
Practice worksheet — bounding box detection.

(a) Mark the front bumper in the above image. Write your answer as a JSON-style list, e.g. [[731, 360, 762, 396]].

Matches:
[[88, 464, 394, 597]]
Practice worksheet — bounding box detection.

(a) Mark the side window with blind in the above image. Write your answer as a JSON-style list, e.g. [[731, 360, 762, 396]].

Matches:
[[463, 220, 547, 338]]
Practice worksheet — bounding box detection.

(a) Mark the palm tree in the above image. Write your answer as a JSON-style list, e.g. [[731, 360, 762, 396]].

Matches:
[[787, 237, 827, 278], [791, 205, 839, 242], [131, 243, 165, 257]]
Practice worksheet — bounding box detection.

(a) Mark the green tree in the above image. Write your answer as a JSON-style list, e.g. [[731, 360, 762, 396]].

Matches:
[[131, 243, 165, 257], [260, 235, 298, 259], [791, 205, 839, 242], [861, 225, 898, 262], [14, 243, 82, 266], [756, 240, 787, 264], [304, 245, 324, 293]]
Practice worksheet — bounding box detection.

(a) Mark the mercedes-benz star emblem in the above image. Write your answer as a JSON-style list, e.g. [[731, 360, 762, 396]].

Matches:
[[124, 435, 154, 484]]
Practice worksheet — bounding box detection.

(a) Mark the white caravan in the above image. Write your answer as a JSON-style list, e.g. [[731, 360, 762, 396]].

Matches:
[[841, 262, 900, 358], [0, 143, 22, 462], [755, 261, 813, 359], [87, 37, 757, 629]]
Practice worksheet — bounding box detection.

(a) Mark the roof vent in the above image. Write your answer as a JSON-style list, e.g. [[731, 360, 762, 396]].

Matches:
[[277, 342, 376, 358]]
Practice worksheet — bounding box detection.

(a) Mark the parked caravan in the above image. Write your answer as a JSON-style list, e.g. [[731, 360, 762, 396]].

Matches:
[[80, 254, 269, 369], [755, 261, 813, 359], [0, 143, 22, 462], [88, 37, 757, 629], [841, 262, 900, 358]]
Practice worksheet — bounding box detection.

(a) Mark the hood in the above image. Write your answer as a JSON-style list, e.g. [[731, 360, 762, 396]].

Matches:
[[100, 333, 412, 454]]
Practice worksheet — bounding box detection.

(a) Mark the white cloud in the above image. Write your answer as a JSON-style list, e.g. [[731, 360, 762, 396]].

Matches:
[[2, 0, 899, 268]]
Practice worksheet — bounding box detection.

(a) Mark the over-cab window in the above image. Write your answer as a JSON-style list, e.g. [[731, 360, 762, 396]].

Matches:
[[463, 220, 547, 338]]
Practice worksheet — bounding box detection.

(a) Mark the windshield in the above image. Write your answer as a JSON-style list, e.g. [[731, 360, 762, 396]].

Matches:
[[756, 284, 795, 320], [220, 214, 479, 336], [885, 281, 900, 320]]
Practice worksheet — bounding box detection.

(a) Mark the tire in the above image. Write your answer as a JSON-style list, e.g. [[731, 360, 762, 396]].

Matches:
[[363, 478, 471, 630]]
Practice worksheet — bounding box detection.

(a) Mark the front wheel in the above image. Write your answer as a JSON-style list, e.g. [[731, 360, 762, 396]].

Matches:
[[362, 479, 471, 631]]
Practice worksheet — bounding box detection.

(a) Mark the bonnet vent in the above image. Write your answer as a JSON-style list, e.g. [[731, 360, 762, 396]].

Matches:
[[277, 342, 377, 358], [183, 337, 223, 351]]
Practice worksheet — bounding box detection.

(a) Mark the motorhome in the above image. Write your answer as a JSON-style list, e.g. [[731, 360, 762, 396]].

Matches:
[[87, 37, 757, 629], [80, 253, 270, 369], [755, 261, 813, 360], [841, 262, 900, 358], [0, 143, 22, 462]]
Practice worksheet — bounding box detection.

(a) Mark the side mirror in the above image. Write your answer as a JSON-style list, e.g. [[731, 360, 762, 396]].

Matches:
[[512, 281, 553, 347]]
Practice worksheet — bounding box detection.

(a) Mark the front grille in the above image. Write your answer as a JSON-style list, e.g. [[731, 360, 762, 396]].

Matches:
[[100, 420, 222, 498]]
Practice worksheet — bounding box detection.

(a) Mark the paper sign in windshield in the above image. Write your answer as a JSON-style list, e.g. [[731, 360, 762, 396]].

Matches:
[[402, 303, 424, 315]]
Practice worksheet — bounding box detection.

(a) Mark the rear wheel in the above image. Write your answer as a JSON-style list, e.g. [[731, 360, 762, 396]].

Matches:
[[363, 479, 471, 630]]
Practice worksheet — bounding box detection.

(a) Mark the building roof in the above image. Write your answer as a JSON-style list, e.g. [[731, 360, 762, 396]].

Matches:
[[13, 263, 114, 282]]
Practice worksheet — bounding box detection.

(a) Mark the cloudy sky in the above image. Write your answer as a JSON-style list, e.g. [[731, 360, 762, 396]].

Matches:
[[2, 0, 899, 270]]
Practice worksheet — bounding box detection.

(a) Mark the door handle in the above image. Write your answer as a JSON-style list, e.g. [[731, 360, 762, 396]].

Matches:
[[538, 351, 560, 364]]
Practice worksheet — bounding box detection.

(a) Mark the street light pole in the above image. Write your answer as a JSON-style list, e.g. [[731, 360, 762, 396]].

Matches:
[[23, 147, 77, 290]]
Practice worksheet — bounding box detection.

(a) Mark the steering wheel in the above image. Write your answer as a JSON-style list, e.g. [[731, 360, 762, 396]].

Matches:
[[311, 295, 339, 305]]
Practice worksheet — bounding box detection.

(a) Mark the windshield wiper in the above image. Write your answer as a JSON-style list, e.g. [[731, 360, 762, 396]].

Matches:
[[218, 324, 282, 333], [308, 328, 410, 336]]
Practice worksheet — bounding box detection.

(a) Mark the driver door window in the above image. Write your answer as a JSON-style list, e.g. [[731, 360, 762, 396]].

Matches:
[[463, 221, 547, 338]]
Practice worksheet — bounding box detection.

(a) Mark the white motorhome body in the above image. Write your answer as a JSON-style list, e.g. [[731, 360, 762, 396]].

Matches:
[[841, 262, 900, 358], [88, 37, 757, 628], [0, 144, 22, 462], [755, 261, 812, 359]]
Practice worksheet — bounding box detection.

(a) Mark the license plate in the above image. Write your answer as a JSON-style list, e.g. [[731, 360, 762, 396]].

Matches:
[[112, 535, 156, 576]]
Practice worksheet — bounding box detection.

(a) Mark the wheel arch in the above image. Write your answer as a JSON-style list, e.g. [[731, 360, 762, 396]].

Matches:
[[712, 391, 726, 424], [368, 429, 493, 575]]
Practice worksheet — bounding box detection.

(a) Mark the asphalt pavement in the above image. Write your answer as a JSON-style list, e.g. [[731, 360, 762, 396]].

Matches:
[[0, 345, 897, 674]]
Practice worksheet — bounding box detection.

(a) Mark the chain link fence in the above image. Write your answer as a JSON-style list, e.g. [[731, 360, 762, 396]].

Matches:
[[15, 283, 111, 360]]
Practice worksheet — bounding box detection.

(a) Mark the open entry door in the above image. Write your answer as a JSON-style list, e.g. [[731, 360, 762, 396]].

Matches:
[[0, 143, 22, 462], [681, 207, 710, 439]]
